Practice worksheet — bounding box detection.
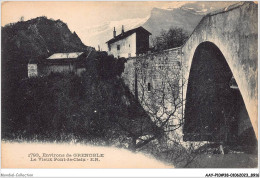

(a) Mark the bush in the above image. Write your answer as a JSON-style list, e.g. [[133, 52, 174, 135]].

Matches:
[[2, 68, 157, 148], [96, 52, 126, 79]]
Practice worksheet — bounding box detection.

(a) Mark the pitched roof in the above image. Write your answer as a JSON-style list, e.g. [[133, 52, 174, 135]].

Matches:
[[28, 49, 95, 64], [47, 52, 84, 60], [106, 26, 151, 44]]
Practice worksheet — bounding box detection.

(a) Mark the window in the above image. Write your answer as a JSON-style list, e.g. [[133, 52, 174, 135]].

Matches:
[[128, 53, 131, 57], [129, 44, 130, 47], [117, 45, 120, 50], [148, 83, 151, 92]]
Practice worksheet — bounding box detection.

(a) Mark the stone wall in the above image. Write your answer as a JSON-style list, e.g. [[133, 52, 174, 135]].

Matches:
[[122, 47, 183, 137], [122, 47, 182, 95]]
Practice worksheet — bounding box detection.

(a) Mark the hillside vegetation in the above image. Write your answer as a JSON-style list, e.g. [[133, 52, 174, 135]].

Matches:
[[2, 47, 161, 150], [2, 17, 93, 131]]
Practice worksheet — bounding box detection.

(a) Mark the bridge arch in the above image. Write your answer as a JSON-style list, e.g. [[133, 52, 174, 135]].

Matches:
[[181, 2, 258, 140], [183, 41, 256, 145]]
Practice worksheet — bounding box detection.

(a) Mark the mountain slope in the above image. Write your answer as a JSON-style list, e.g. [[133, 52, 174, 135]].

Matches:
[[82, 7, 204, 50], [79, 2, 238, 50], [143, 7, 203, 38], [143, 1, 238, 40], [179, 1, 239, 15], [2, 16, 93, 79], [82, 7, 204, 51], [1, 17, 94, 122], [2, 16, 92, 64]]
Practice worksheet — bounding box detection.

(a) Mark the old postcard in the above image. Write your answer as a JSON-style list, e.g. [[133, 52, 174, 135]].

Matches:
[[1, 1, 259, 177]]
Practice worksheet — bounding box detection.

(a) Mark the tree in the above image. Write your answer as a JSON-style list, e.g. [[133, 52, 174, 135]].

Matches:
[[127, 51, 208, 167], [132, 54, 183, 148], [152, 27, 189, 51], [96, 52, 126, 79]]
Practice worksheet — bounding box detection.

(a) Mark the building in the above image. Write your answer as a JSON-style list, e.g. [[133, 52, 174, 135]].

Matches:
[[106, 26, 151, 58], [28, 50, 93, 77]]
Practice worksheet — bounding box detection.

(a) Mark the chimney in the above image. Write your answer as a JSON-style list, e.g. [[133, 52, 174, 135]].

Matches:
[[122, 25, 124, 34], [113, 27, 116, 38]]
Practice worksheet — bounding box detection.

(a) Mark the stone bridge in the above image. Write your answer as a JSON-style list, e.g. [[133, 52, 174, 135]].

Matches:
[[122, 2, 258, 143], [182, 2, 258, 142]]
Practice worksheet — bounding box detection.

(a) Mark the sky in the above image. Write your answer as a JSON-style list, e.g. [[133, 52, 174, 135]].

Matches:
[[1, 1, 241, 49], [1, 1, 191, 47], [2, 1, 189, 28]]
